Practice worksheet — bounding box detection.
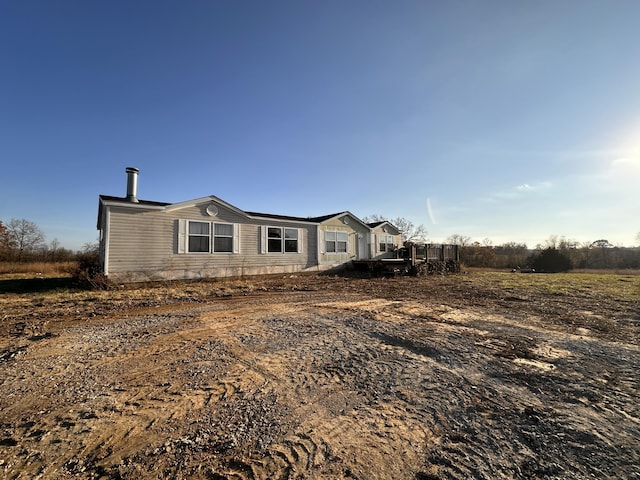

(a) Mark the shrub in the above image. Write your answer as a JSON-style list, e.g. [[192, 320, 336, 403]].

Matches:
[[528, 248, 573, 273], [73, 243, 108, 289]]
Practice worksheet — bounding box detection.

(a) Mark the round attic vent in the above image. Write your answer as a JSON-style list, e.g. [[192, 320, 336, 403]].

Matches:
[[343, 217, 349, 224], [206, 204, 219, 217]]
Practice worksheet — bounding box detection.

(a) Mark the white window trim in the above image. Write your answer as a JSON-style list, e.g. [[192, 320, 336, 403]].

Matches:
[[377, 234, 395, 253], [213, 222, 236, 253], [324, 230, 350, 255], [233, 223, 240, 254], [260, 226, 303, 254], [178, 220, 239, 254], [188, 220, 211, 254]]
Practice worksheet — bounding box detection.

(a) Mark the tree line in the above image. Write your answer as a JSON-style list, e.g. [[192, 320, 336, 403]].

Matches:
[[0, 218, 92, 263], [446, 234, 640, 271], [364, 215, 640, 272]]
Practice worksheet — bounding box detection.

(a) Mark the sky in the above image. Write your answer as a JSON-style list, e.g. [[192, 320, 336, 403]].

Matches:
[[1, 1, 639, 251]]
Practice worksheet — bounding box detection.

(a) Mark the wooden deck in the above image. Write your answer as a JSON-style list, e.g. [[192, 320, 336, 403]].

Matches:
[[353, 243, 460, 276]]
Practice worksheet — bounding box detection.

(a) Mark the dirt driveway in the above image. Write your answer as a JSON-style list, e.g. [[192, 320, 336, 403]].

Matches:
[[1, 272, 639, 479]]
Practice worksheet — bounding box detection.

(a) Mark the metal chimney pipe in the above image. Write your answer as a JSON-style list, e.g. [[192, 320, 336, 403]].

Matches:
[[125, 167, 139, 203]]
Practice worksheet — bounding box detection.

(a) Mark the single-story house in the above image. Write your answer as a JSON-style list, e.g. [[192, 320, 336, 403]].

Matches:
[[97, 168, 403, 282]]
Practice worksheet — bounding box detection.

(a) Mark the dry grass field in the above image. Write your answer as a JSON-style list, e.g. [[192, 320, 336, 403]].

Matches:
[[1, 271, 638, 479], [0, 261, 77, 277]]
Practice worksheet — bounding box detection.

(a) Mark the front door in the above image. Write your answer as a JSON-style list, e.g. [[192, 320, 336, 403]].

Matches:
[[357, 234, 370, 260]]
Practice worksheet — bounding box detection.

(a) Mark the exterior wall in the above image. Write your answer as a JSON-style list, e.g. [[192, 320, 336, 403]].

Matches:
[[370, 224, 403, 259], [317, 214, 370, 266], [98, 207, 108, 272], [101, 200, 320, 282]]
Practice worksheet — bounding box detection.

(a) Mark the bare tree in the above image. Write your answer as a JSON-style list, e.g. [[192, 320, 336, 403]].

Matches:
[[559, 237, 579, 250], [493, 242, 529, 269], [6, 218, 45, 261], [589, 239, 613, 249], [363, 215, 428, 242], [537, 235, 579, 251], [539, 234, 559, 250], [391, 217, 428, 242], [0, 220, 15, 260], [446, 234, 471, 246]]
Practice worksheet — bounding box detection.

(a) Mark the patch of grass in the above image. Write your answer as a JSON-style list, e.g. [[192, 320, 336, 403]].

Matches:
[[474, 271, 640, 303], [0, 272, 637, 345], [0, 261, 77, 277]]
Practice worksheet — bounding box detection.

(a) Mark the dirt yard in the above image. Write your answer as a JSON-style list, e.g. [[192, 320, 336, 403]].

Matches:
[[1, 271, 639, 479]]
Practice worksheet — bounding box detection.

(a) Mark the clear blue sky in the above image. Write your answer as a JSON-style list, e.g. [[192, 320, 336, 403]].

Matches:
[[1, 1, 639, 251]]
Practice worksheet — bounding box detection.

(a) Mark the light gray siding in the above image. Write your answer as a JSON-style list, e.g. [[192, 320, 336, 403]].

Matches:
[[370, 224, 403, 259], [102, 200, 319, 282], [317, 214, 370, 266]]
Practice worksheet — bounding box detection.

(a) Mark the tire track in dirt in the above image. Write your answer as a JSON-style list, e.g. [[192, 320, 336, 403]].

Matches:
[[198, 303, 443, 479], [2, 287, 639, 479], [120, 297, 638, 479], [0, 311, 237, 477]]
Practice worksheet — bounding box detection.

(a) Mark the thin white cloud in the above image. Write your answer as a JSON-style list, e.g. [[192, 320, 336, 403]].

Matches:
[[582, 155, 640, 194], [475, 147, 638, 159], [426, 197, 437, 224], [487, 181, 553, 201], [612, 156, 640, 171]]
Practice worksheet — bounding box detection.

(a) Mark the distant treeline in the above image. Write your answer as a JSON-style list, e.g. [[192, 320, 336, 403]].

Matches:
[[458, 242, 640, 271], [0, 218, 97, 265]]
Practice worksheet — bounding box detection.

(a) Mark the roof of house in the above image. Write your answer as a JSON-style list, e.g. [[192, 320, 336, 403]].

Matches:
[[246, 211, 349, 224], [98, 195, 373, 231], [99, 195, 170, 207], [367, 220, 402, 236], [98, 195, 354, 229], [98, 195, 172, 228]]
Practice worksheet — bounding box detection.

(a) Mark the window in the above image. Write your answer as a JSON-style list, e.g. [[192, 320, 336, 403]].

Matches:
[[266, 226, 300, 253], [214, 223, 234, 253], [378, 234, 394, 252], [284, 228, 298, 252], [267, 227, 282, 253], [189, 221, 210, 253], [325, 231, 336, 252], [325, 230, 348, 254], [182, 221, 237, 254]]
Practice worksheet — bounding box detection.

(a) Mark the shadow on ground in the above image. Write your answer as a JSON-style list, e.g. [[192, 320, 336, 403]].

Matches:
[[0, 277, 78, 294]]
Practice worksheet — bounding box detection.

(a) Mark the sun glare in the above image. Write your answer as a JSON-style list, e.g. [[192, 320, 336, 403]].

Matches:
[[612, 156, 640, 173]]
